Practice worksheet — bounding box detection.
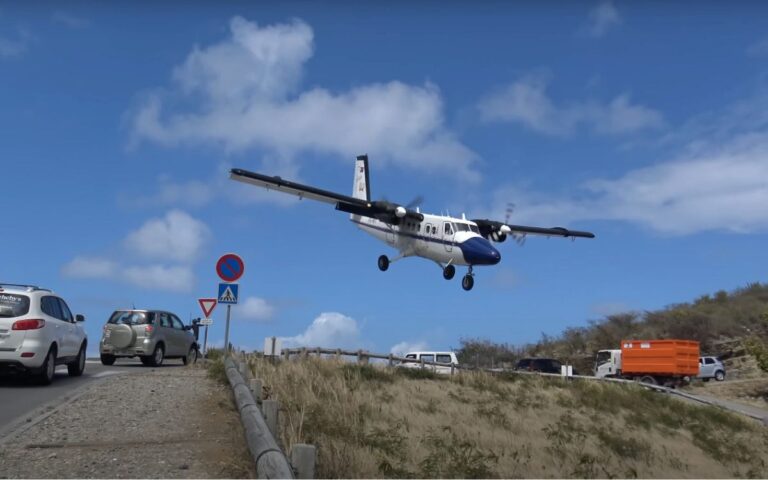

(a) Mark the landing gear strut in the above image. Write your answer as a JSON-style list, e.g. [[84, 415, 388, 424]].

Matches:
[[378, 255, 389, 271], [443, 264, 456, 280], [462, 266, 475, 291]]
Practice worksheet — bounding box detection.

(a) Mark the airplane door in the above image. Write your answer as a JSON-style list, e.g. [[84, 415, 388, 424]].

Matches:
[[443, 222, 454, 252], [386, 226, 395, 245]]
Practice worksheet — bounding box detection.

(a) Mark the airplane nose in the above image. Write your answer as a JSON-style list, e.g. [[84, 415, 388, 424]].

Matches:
[[460, 237, 502, 265]]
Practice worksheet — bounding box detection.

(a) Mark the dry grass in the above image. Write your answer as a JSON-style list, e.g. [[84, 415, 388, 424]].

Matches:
[[235, 356, 768, 479]]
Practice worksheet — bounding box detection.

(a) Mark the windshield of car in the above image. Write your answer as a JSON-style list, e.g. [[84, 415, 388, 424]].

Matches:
[[0, 294, 30, 318], [108, 311, 153, 325]]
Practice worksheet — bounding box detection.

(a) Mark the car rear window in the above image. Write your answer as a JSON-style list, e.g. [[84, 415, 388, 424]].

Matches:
[[0, 294, 30, 318], [108, 311, 153, 325]]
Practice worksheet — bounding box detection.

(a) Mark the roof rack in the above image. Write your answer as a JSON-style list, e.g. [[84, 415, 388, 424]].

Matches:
[[0, 283, 52, 293]]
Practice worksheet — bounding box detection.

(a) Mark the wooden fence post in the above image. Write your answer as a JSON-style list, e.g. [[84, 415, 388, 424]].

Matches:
[[263, 399, 279, 438], [357, 349, 369, 365], [291, 444, 317, 479], [420, 357, 425, 370], [250, 378, 263, 404], [335, 348, 341, 360], [388, 353, 394, 367], [315, 347, 322, 358]]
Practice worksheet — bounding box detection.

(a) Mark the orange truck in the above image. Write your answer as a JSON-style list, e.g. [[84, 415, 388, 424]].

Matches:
[[594, 339, 700, 386]]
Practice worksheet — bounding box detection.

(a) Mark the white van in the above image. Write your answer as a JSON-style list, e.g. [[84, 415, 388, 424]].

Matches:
[[399, 351, 459, 374]]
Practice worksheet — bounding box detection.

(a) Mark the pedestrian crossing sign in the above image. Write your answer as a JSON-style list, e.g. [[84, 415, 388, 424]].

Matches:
[[218, 283, 239, 304]]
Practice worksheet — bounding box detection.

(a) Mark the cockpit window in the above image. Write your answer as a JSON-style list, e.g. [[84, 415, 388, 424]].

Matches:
[[469, 225, 480, 233], [455, 223, 470, 232], [444, 223, 453, 235]]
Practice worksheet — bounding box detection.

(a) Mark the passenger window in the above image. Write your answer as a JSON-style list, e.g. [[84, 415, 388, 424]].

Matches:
[[444, 223, 453, 235], [406, 354, 416, 359], [57, 298, 74, 323], [159, 313, 171, 328], [420, 354, 435, 363], [436, 354, 452, 364], [41, 296, 63, 320], [705, 358, 715, 365], [432, 226, 437, 235], [171, 316, 184, 330]]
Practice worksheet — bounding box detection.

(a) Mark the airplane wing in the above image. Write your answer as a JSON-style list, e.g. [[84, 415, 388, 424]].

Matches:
[[471, 218, 595, 242], [230, 168, 424, 224]]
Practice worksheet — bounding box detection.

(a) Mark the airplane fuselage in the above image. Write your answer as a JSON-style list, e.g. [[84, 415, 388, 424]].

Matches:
[[350, 213, 501, 267]]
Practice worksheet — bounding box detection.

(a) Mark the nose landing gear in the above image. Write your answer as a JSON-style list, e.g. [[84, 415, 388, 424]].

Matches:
[[377, 255, 390, 271]]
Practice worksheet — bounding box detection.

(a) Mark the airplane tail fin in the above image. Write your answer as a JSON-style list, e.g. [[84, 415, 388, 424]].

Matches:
[[353, 154, 371, 202]]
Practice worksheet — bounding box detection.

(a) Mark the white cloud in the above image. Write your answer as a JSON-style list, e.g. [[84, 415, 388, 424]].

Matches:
[[283, 312, 361, 349], [390, 341, 429, 356], [124, 178, 215, 208], [51, 11, 89, 29], [123, 265, 195, 293], [125, 210, 211, 262], [239, 296, 275, 322], [61, 256, 194, 293], [582, 1, 622, 38], [479, 76, 663, 136], [62, 256, 117, 279], [485, 132, 768, 235], [0, 28, 31, 58], [131, 17, 479, 182]]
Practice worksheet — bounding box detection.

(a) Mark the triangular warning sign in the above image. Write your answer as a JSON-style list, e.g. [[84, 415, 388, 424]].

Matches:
[[220, 286, 236, 303], [198, 298, 217, 318]]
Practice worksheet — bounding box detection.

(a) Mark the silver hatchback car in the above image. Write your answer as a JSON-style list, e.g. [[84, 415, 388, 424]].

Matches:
[[99, 310, 197, 366]]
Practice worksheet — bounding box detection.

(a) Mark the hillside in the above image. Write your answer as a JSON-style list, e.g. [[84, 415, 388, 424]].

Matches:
[[215, 356, 768, 479], [458, 282, 768, 375]]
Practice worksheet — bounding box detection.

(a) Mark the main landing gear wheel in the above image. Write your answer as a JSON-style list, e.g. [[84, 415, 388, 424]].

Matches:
[[443, 265, 456, 280], [462, 274, 474, 291], [378, 255, 389, 271]]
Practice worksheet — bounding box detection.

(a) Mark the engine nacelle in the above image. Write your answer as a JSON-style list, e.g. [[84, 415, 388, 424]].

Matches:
[[395, 206, 407, 218], [491, 231, 507, 242]]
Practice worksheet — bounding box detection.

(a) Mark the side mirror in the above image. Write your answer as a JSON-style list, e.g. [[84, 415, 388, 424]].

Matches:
[[76, 314, 85, 322]]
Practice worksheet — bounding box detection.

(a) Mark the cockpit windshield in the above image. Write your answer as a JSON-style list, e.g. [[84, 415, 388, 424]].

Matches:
[[453, 223, 480, 234]]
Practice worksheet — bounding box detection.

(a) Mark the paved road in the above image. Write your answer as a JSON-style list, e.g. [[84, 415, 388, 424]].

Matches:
[[0, 357, 188, 434]]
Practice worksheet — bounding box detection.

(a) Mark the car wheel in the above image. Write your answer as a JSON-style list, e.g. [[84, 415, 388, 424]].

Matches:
[[100, 354, 116, 366], [149, 344, 164, 367], [182, 346, 196, 366], [68, 344, 86, 377], [37, 346, 56, 385], [714, 370, 725, 381]]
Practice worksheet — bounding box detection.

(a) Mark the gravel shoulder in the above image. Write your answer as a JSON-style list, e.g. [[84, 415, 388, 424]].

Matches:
[[0, 364, 255, 479]]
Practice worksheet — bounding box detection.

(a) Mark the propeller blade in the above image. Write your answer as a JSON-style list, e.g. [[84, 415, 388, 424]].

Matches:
[[406, 195, 424, 209]]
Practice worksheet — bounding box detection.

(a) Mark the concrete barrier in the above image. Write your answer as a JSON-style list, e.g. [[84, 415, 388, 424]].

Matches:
[[224, 356, 295, 479]]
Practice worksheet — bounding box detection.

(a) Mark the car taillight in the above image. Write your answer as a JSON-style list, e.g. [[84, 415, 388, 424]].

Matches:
[[145, 325, 153, 335], [12, 319, 45, 330]]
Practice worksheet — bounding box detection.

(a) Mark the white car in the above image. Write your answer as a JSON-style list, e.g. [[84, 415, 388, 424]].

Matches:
[[698, 356, 726, 382], [398, 351, 459, 374], [0, 284, 87, 384]]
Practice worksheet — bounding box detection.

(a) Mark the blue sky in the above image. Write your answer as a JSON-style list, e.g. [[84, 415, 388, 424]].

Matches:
[[2, 2, 768, 356]]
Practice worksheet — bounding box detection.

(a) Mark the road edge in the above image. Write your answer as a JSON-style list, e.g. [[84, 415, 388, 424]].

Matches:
[[0, 376, 111, 446]]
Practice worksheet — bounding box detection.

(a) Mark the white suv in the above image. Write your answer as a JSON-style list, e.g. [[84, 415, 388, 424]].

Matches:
[[0, 284, 87, 384], [399, 351, 459, 374]]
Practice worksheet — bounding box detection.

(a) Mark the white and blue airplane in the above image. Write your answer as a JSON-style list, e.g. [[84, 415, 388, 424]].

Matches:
[[230, 155, 594, 291]]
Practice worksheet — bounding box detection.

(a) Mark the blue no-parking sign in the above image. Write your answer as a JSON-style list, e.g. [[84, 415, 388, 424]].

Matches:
[[218, 283, 239, 304]]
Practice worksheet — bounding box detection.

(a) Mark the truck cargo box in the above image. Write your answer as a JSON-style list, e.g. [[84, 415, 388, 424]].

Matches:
[[620, 339, 699, 376]]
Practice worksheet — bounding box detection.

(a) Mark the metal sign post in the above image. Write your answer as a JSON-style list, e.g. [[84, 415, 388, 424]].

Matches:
[[203, 324, 209, 355], [224, 305, 232, 353]]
